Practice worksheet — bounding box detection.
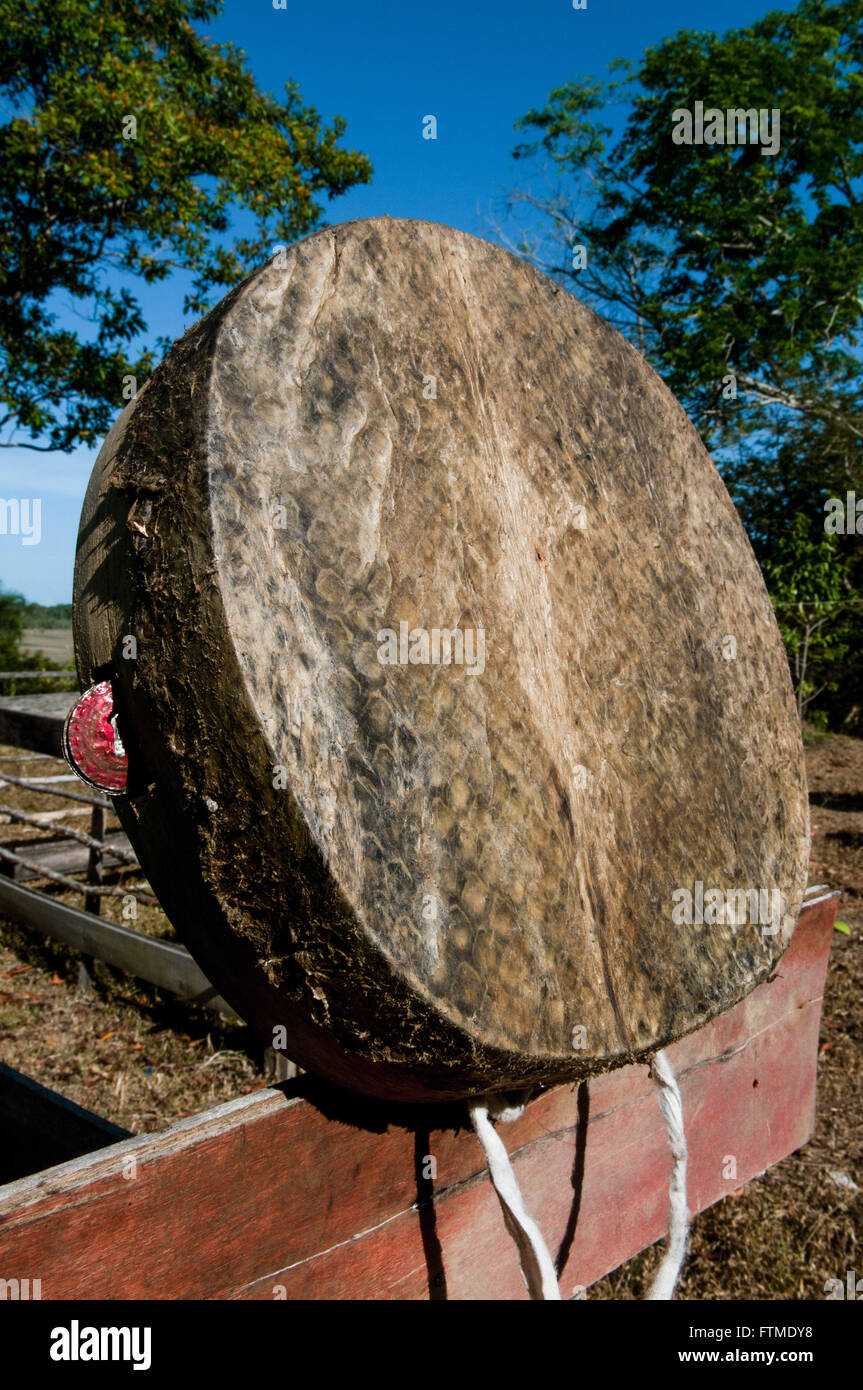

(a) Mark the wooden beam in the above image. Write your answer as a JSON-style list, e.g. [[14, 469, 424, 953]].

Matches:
[[0, 893, 836, 1300], [0, 845, 157, 904], [0, 875, 236, 1016], [0, 694, 76, 757], [5, 830, 132, 881], [0, 672, 77, 680], [0, 769, 108, 808]]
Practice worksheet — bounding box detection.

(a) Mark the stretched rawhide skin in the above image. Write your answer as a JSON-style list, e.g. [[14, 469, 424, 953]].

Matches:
[[73, 217, 810, 1103]]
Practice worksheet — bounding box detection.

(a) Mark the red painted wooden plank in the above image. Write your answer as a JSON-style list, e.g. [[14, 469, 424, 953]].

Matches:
[[0, 895, 836, 1300]]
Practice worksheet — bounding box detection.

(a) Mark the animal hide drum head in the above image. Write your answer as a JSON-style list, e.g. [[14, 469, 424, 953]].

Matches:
[[72, 218, 810, 1102]]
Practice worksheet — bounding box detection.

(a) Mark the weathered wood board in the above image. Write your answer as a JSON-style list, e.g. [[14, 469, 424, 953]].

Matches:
[[0, 875, 234, 1015], [0, 694, 76, 758], [0, 892, 835, 1299], [72, 218, 810, 1100], [4, 830, 131, 881]]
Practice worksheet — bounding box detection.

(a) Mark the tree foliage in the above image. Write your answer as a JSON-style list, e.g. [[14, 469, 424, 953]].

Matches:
[[0, 587, 26, 671], [0, 0, 372, 451], [507, 0, 862, 452], [0, 584, 76, 692], [763, 515, 854, 720], [506, 0, 863, 728]]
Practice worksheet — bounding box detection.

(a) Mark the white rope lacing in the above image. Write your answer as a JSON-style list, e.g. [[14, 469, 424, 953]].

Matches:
[[469, 1097, 562, 1300], [645, 1048, 690, 1300], [470, 1048, 690, 1302]]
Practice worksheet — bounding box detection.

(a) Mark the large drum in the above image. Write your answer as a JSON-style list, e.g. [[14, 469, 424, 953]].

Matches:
[[71, 218, 809, 1102]]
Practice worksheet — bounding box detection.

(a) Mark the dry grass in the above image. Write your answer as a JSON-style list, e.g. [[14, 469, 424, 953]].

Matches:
[[0, 741, 266, 1129], [0, 928, 267, 1131], [19, 629, 75, 665]]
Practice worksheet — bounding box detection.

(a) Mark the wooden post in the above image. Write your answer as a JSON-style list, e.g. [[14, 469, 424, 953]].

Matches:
[[79, 802, 105, 993], [84, 803, 105, 916]]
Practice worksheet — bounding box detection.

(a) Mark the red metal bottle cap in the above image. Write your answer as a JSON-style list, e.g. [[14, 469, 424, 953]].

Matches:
[[62, 681, 128, 794]]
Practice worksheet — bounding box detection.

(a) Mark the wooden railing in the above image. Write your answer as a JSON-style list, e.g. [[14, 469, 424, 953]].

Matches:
[[0, 692, 233, 1016]]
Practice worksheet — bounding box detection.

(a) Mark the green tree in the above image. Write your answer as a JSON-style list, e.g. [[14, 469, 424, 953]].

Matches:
[[0, 0, 372, 452], [505, 0, 863, 728], [763, 516, 854, 722], [713, 361, 863, 733], [17, 602, 73, 629], [0, 586, 26, 672], [505, 0, 863, 452], [0, 584, 75, 693]]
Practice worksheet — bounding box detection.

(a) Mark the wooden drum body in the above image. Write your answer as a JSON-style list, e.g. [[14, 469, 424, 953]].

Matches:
[[72, 219, 809, 1101]]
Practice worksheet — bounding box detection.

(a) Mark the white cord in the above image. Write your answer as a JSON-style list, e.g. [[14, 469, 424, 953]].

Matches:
[[645, 1049, 690, 1300], [470, 1099, 562, 1301], [470, 1054, 689, 1302]]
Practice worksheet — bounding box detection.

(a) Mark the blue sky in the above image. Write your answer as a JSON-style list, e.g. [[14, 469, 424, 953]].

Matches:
[[1, 0, 798, 603]]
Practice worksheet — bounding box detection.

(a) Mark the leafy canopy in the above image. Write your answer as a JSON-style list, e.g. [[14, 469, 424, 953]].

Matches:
[[763, 514, 853, 719], [0, 583, 74, 691], [0, 0, 372, 451], [508, 0, 863, 452], [507, 0, 863, 730]]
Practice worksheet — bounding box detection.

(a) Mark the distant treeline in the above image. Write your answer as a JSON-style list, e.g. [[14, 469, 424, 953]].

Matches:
[[19, 602, 73, 629], [0, 588, 75, 693]]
